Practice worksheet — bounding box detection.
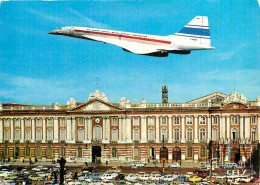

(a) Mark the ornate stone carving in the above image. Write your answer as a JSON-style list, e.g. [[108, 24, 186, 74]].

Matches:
[[88, 90, 109, 103], [67, 98, 77, 108], [223, 91, 247, 104]]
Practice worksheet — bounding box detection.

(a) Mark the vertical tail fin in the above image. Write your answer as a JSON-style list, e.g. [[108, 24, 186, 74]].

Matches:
[[175, 16, 211, 46]]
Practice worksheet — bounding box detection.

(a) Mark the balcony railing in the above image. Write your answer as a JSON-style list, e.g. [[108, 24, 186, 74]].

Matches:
[[133, 140, 140, 144], [111, 140, 118, 144], [92, 139, 102, 143], [148, 140, 155, 143]]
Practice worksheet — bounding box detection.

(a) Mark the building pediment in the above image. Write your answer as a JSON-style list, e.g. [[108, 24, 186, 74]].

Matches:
[[222, 102, 248, 109], [71, 99, 123, 112]]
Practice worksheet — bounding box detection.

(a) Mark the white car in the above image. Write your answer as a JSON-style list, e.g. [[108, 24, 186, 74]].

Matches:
[[150, 174, 161, 181], [139, 174, 150, 181], [168, 163, 180, 168], [160, 174, 175, 182], [100, 173, 117, 180], [125, 174, 138, 182], [239, 176, 253, 183], [130, 162, 145, 168]]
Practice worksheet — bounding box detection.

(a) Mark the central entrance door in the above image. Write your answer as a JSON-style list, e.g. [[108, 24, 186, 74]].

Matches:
[[160, 147, 168, 163], [92, 146, 101, 163], [172, 147, 181, 163]]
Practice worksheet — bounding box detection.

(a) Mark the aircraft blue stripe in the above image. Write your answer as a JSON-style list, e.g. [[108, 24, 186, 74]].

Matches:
[[174, 34, 210, 39], [178, 27, 210, 36]]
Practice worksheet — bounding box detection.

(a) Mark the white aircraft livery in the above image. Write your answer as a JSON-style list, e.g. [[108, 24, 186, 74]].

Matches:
[[49, 16, 215, 57]]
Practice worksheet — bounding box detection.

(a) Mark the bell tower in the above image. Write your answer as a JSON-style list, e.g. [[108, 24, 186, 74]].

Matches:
[[162, 79, 168, 103]]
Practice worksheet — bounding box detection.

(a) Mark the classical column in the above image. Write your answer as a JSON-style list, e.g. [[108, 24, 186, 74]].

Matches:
[[168, 116, 172, 143], [53, 117, 58, 143], [126, 116, 131, 142], [244, 115, 250, 139], [71, 117, 76, 142], [31, 118, 35, 142], [0, 119, 3, 143], [88, 117, 92, 141], [194, 115, 198, 143], [84, 118, 88, 141], [67, 118, 71, 141], [121, 116, 126, 141], [106, 117, 110, 141], [42, 118, 46, 143], [257, 114, 260, 143], [10, 118, 14, 143], [156, 116, 160, 143], [119, 117, 122, 142], [181, 115, 185, 143], [220, 116, 225, 139], [226, 116, 230, 139], [103, 117, 106, 141], [141, 115, 147, 143], [207, 115, 211, 141], [239, 115, 244, 140]]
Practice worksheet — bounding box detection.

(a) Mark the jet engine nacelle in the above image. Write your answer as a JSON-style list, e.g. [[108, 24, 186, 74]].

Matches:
[[146, 50, 169, 57]]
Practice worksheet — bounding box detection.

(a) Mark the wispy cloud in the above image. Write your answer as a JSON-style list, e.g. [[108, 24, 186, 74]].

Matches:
[[217, 43, 247, 61], [26, 7, 67, 25], [67, 8, 111, 29]]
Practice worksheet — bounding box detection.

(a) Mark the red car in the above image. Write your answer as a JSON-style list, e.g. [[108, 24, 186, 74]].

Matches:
[[197, 172, 208, 178]]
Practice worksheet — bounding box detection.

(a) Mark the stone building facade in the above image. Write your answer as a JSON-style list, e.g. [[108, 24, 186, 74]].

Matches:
[[0, 90, 259, 164]]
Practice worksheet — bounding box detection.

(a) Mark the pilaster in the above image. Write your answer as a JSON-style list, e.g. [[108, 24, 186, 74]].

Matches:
[[10, 118, 14, 143], [53, 117, 58, 143], [194, 115, 198, 143], [71, 117, 76, 141], [181, 115, 185, 143], [21, 118, 25, 143], [0, 118, 3, 142], [156, 116, 160, 143], [31, 118, 35, 142], [168, 116, 172, 143], [42, 118, 46, 143], [207, 115, 211, 141], [141, 115, 147, 143], [244, 115, 250, 139], [126, 116, 131, 143], [118, 117, 122, 142], [67, 118, 72, 142], [226, 116, 230, 139], [258, 115, 260, 143], [239, 115, 244, 140]]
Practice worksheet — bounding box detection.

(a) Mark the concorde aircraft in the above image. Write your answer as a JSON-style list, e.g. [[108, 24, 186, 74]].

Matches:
[[49, 16, 215, 57]]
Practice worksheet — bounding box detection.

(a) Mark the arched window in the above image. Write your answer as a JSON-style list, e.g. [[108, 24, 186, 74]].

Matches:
[[133, 128, 139, 141], [231, 128, 238, 141], [200, 147, 206, 158], [199, 128, 206, 140], [46, 147, 53, 158], [111, 147, 117, 158], [162, 117, 167, 125], [187, 147, 193, 158], [148, 117, 154, 126], [174, 117, 180, 125], [35, 147, 41, 158], [47, 129, 53, 140], [252, 128, 257, 141], [199, 116, 206, 125], [60, 147, 66, 157], [112, 129, 118, 141], [4, 129, 10, 140], [213, 116, 218, 125], [161, 128, 167, 141], [186, 128, 193, 141], [25, 147, 30, 157], [36, 129, 42, 141], [25, 129, 31, 141], [212, 128, 218, 140], [133, 147, 139, 158], [15, 129, 20, 140], [4, 147, 9, 157], [148, 128, 155, 141], [174, 128, 180, 141], [77, 147, 82, 158], [94, 126, 102, 140], [60, 128, 66, 140], [133, 117, 139, 126], [78, 129, 84, 141]]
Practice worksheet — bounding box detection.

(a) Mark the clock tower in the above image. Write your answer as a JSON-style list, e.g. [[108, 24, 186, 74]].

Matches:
[[162, 83, 168, 103]]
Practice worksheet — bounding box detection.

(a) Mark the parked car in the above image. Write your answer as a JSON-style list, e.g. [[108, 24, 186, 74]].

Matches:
[[188, 175, 203, 182], [115, 173, 125, 180], [214, 176, 227, 184], [28, 174, 43, 181], [109, 166, 121, 173], [238, 176, 253, 183], [168, 162, 180, 168], [130, 162, 145, 168], [184, 172, 194, 178], [176, 176, 189, 182], [197, 172, 208, 178], [150, 173, 161, 181], [160, 174, 175, 182], [125, 173, 138, 182], [220, 163, 238, 169]]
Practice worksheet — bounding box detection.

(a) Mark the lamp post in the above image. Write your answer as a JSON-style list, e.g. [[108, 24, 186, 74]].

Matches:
[[57, 157, 66, 185]]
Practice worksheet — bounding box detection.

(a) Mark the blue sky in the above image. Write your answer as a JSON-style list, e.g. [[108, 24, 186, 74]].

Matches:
[[0, 0, 259, 105]]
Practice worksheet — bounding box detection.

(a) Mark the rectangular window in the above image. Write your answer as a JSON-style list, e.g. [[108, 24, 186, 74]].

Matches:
[[47, 119, 53, 126], [36, 119, 42, 127], [133, 129, 139, 141], [252, 116, 256, 125], [36, 129, 42, 141], [212, 116, 218, 125], [148, 129, 155, 141], [199, 117, 206, 125], [78, 118, 84, 126], [15, 119, 20, 127], [161, 117, 167, 125], [25, 119, 31, 127], [111, 117, 118, 126], [133, 117, 139, 126], [112, 129, 118, 141], [174, 129, 180, 141], [174, 117, 180, 125], [60, 118, 66, 126], [231, 116, 238, 125], [148, 117, 154, 126], [186, 117, 193, 125], [4, 119, 10, 127], [15, 130, 20, 140], [161, 128, 167, 141]]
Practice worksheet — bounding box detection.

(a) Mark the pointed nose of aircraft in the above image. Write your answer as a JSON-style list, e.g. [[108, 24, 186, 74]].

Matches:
[[48, 30, 62, 35]]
